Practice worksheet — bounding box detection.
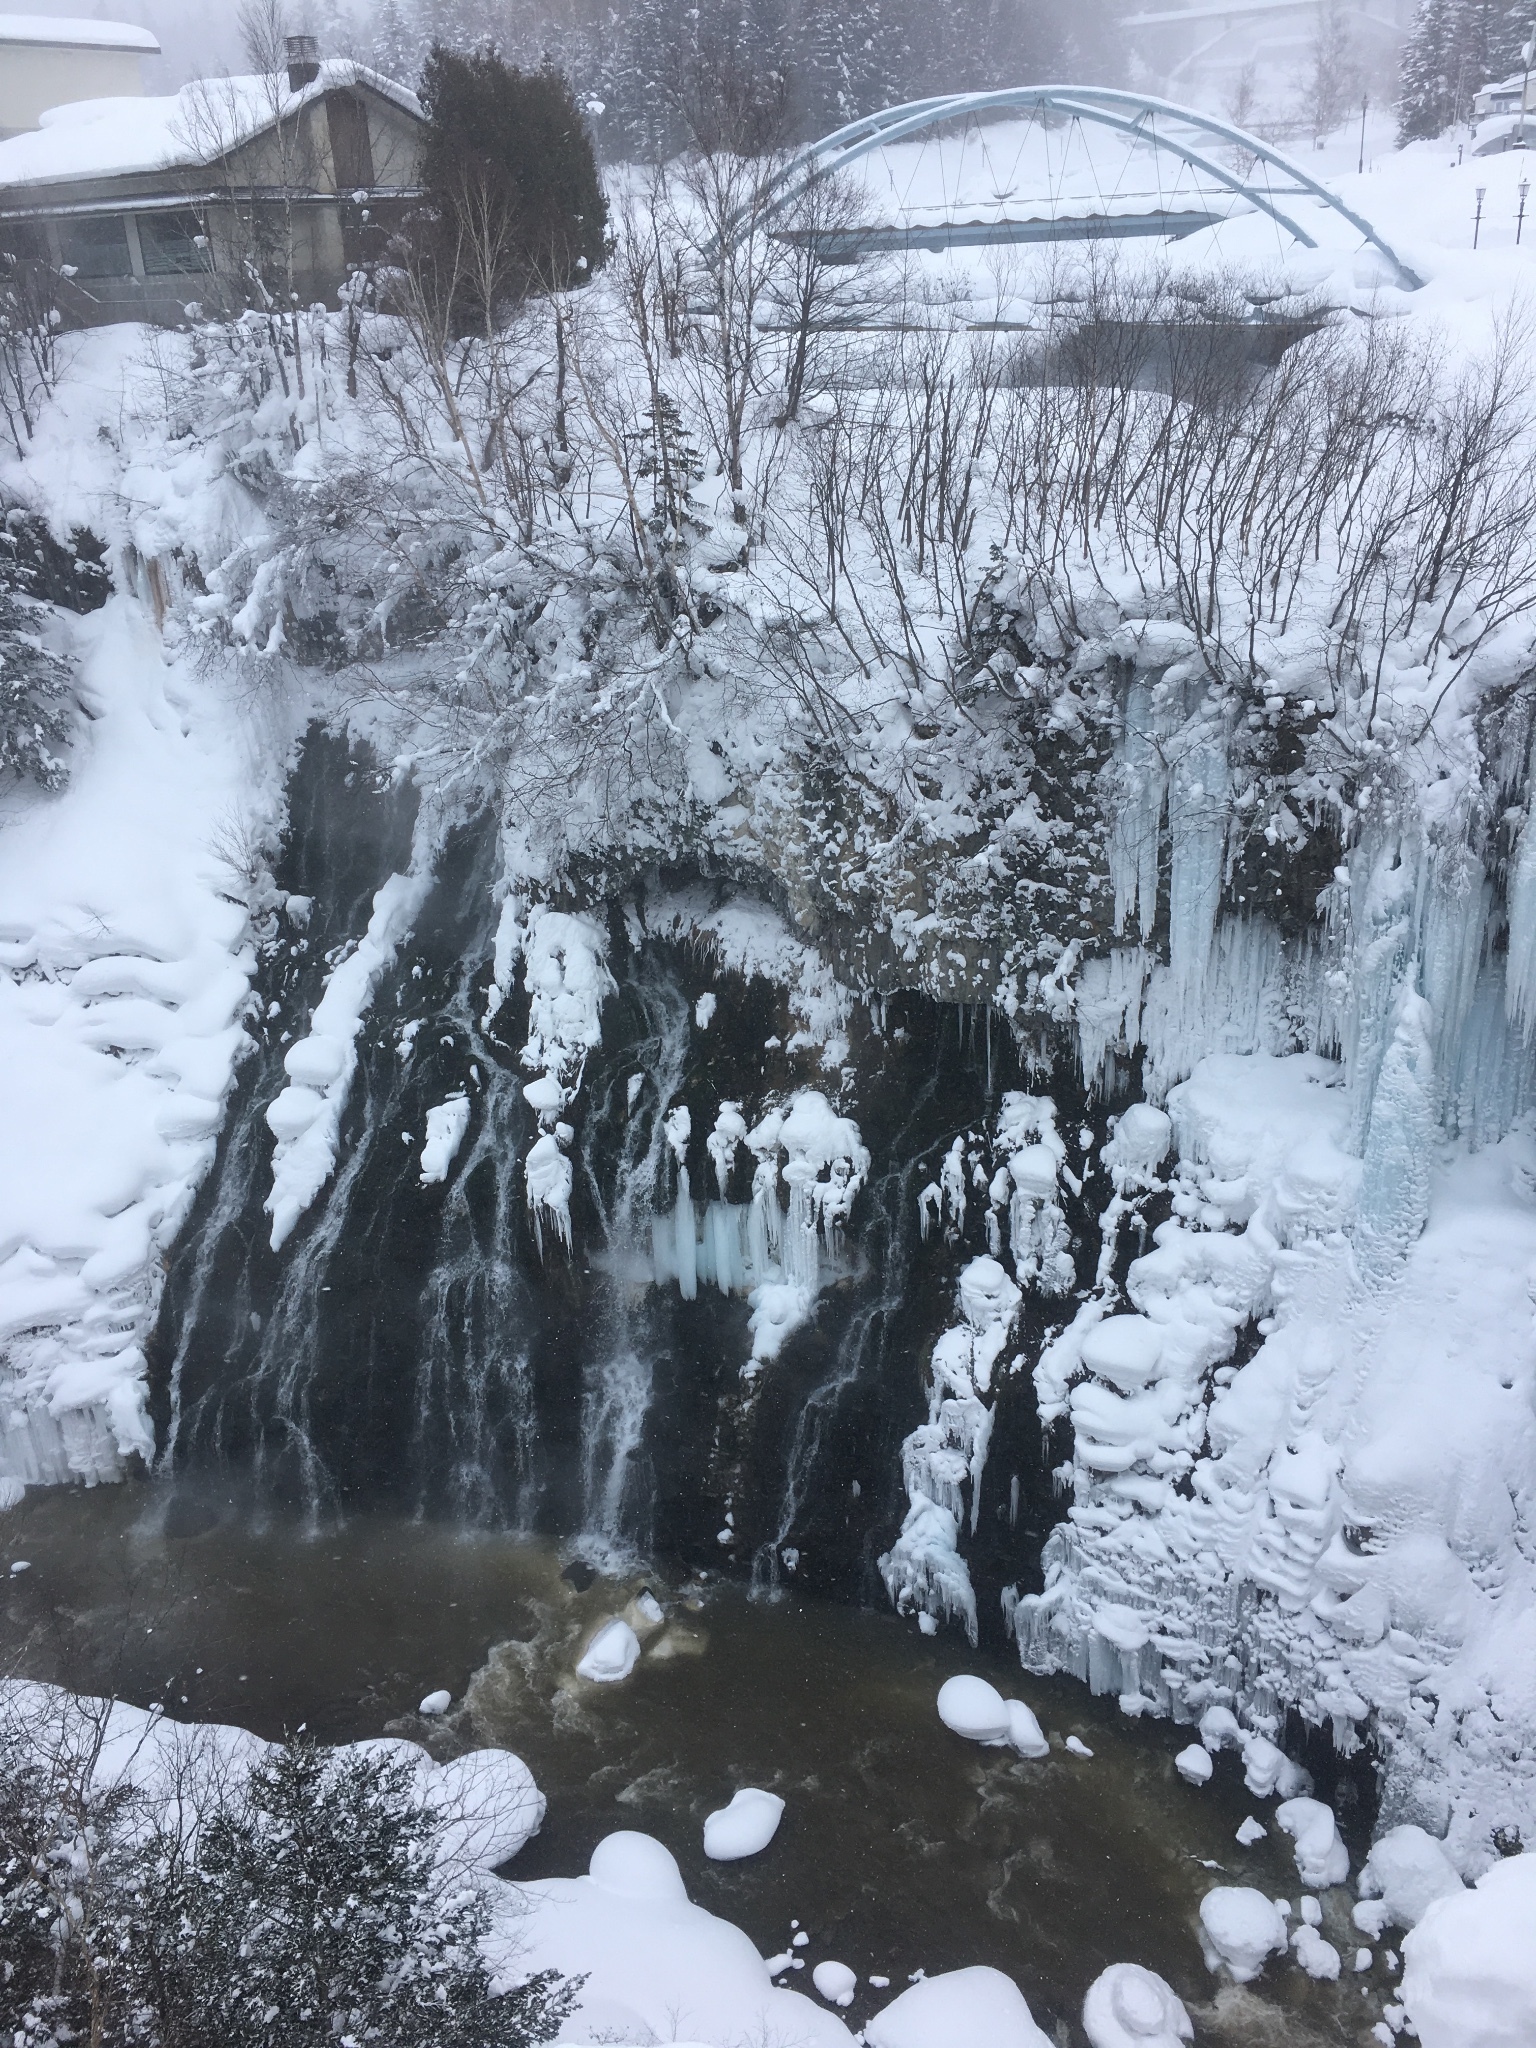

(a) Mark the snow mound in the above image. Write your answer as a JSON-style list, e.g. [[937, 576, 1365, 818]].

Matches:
[[936, 1674, 1010, 1742], [812, 1960, 857, 2006], [417, 1688, 450, 1715], [1082, 1962, 1192, 2048], [1174, 1744, 1212, 1785], [576, 1618, 641, 1684], [1006, 1698, 1050, 1758], [1400, 1853, 1536, 2048], [1198, 1887, 1288, 1982], [430, 1747, 545, 1869], [587, 1831, 689, 1902], [1356, 1825, 1466, 1934], [703, 1787, 784, 1860], [511, 1830, 854, 2047], [1291, 1922, 1342, 1980], [865, 1965, 1053, 2048], [1275, 1797, 1350, 1889]]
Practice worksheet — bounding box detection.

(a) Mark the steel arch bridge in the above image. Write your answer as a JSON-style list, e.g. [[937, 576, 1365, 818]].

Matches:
[[732, 87, 1421, 292]]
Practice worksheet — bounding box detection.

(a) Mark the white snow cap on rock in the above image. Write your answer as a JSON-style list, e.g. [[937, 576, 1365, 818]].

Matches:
[[1174, 1744, 1213, 1785], [937, 1673, 1011, 1741], [1400, 1852, 1536, 2048], [1275, 1797, 1350, 1889], [865, 1966, 1053, 2048], [575, 1618, 640, 1684], [418, 1095, 469, 1185], [1292, 1922, 1342, 1980], [1355, 1825, 1466, 1934], [703, 1787, 784, 1860], [812, 1960, 857, 2006], [417, 1688, 451, 1716], [1082, 1963, 1192, 2048], [1198, 1887, 1289, 1982]]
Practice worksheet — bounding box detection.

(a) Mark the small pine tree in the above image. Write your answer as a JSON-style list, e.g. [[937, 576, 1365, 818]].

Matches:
[[419, 47, 608, 307], [0, 517, 74, 792], [140, 1738, 576, 2048]]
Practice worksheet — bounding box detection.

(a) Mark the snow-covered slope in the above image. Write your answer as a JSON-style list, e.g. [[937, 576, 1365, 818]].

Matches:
[[0, 602, 284, 1491]]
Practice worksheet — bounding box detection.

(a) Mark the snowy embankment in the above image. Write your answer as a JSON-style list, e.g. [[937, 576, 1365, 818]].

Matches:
[[0, 602, 285, 1492], [1009, 1053, 1536, 1876]]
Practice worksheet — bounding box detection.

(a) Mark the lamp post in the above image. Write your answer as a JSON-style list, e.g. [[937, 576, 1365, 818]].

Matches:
[[1520, 175, 1531, 243], [1475, 184, 1487, 245], [1522, 23, 1536, 148], [1358, 92, 1369, 174]]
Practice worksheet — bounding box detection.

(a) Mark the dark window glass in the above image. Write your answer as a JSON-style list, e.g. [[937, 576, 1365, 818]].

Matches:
[[57, 215, 133, 278], [137, 210, 211, 275], [326, 92, 374, 191]]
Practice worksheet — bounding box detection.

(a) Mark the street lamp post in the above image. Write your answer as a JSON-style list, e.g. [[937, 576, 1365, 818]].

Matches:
[[1521, 22, 1536, 148], [1475, 184, 1487, 245], [1519, 175, 1531, 243]]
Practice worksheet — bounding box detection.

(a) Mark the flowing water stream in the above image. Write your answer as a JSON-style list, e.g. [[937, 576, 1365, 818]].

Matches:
[[0, 1481, 1386, 2048]]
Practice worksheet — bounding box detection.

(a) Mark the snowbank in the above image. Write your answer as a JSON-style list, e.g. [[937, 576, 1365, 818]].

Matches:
[[0, 601, 284, 1488], [507, 1831, 854, 2048], [1400, 1853, 1536, 2048], [863, 1966, 1053, 2048]]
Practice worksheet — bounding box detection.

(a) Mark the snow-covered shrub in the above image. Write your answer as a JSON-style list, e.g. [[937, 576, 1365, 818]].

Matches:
[[0, 1694, 575, 2048]]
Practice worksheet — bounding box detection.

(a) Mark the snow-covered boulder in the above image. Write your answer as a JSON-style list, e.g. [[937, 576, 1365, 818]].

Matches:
[[1006, 1698, 1050, 1758], [1198, 1887, 1289, 1982], [576, 1618, 641, 1683], [1291, 1923, 1341, 1980], [1355, 1825, 1466, 1934], [812, 1960, 857, 2007], [703, 1787, 784, 1860], [865, 1965, 1052, 2048], [1174, 1744, 1213, 1785], [1400, 1852, 1536, 2048], [1275, 1796, 1350, 1889], [1082, 1963, 1192, 2048], [936, 1674, 1010, 1742]]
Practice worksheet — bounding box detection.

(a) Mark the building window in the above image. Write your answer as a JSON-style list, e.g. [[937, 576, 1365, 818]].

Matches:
[[57, 215, 133, 278], [137, 210, 211, 275], [326, 91, 374, 191]]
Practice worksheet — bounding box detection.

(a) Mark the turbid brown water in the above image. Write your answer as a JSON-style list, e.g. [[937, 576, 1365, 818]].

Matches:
[[1, 1479, 1396, 2046]]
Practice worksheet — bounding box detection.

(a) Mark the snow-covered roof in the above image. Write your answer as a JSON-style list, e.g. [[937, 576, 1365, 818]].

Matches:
[[0, 59, 421, 191], [0, 12, 160, 53]]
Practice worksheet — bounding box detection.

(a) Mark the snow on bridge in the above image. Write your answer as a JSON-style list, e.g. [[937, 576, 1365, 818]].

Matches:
[[735, 87, 1421, 293]]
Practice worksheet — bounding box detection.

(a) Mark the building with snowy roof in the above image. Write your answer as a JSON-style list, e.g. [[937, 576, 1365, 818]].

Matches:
[[0, 36, 425, 324], [0, 13, 160, 140]]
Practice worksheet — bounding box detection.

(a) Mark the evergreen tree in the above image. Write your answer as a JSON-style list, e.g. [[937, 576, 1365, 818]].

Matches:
[[419, 47, 609, 296], [1398, 0, 1529, 140]]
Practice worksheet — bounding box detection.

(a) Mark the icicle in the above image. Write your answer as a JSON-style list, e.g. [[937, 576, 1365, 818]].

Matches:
[[1166, 724, 1229, 1007], [1354, 988, 1435, 1283], [1108, 674, 1165, 941]]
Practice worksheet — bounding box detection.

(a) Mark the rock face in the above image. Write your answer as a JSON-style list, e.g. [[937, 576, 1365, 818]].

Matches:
[[136, 668, 1536, 1873]]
